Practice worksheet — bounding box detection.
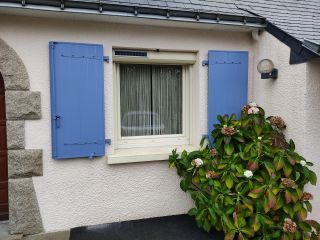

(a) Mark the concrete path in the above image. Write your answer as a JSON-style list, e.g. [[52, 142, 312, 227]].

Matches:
[[0, 221, 22, 240]]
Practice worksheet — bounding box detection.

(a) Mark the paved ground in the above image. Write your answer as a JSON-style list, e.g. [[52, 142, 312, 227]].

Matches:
[[70, 214, 224, 240], [0, 221, 22, 240]]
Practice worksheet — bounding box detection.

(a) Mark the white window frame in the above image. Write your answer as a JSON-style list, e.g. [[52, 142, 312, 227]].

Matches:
[[113, 50, 195, 151]]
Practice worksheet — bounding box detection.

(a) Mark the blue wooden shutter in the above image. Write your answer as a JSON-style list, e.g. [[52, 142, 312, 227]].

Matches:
[[207, 51, 248, 138], [49, 42, 105, 159]]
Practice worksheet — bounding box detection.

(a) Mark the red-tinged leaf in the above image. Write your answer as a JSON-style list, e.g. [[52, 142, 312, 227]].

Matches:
[[288, 156, 296, 165], [285, 190, 292, 204], [248, 161, 259, 171], [267, 191, 276, 209], [224, 232, 235, 240]]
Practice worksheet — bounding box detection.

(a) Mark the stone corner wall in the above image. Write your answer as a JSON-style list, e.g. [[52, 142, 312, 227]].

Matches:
[[0, 38, 44, 235]]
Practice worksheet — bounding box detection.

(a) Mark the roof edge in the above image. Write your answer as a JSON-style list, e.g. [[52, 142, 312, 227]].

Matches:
[[0, 0, 266, 28], [265, 21, 320, 64]]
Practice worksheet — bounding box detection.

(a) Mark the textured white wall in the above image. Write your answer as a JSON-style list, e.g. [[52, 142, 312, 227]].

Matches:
[[0, 15, 255, 231], [252, 31, 307, 155], [253, 31, 320, 221], [305, 60, 320, 221]]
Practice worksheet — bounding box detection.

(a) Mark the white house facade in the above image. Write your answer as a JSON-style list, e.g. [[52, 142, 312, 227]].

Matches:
[[0, 0, 319, 237]]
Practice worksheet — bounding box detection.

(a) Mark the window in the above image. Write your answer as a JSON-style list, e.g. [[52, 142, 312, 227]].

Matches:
[[114, 50, 194, 149], [120, 64, 183, 137]]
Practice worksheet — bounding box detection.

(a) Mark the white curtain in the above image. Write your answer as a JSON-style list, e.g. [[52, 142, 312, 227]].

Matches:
[[120, 64, 182, 137]]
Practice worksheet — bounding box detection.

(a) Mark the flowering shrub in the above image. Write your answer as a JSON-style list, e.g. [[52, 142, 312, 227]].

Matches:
[[169, 103, 320, 240]]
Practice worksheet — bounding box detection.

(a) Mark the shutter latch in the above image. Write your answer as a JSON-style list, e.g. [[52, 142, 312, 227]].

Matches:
[[54, 115, 61, 128], [105, 139, 112, 145]]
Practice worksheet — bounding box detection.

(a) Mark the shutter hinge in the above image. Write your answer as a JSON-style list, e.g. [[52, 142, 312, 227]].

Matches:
[[105, 139, 112, 145], [103, 56, 110, 63], [89, 152, 95, 160], [202, 134, 213, 148], [202, 60, 209, 66]]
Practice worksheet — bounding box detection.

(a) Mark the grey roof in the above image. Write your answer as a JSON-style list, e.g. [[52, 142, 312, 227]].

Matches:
[[235, 0, 320, 43], [100, 0, 256, 17], [2, 0, 319, 44], [104, 0, 320, 43]]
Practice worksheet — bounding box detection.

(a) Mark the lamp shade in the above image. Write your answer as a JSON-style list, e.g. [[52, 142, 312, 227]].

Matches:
[[257, 59, 274, 74]]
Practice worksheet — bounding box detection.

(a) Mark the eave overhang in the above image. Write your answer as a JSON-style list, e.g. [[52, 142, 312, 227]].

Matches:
[[265, 22, 320, 64], [0, 0, 266, 29]]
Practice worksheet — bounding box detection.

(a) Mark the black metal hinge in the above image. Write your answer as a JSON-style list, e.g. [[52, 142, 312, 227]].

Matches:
[[103, 56, 110, 63]]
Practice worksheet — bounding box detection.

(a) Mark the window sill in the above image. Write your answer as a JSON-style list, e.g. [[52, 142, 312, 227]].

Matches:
[[107, 145, 199, 164]]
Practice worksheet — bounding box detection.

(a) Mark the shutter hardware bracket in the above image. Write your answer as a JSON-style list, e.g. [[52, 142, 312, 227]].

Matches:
[[103, 56, 110, 63], [105, 139, 112, 145], [202, 60, 208, 66]]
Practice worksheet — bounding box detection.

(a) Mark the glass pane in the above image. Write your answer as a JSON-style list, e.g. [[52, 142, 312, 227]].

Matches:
[[120, 64, 183, 137], [152, 65, 183, 135]]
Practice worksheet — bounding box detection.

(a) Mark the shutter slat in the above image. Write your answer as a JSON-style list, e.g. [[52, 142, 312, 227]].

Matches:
[[50, 42, 105, 159], [207, 51, 248, 140]]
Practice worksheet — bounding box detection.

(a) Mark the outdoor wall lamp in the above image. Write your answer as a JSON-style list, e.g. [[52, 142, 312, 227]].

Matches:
[[257, 59, 278, 80]]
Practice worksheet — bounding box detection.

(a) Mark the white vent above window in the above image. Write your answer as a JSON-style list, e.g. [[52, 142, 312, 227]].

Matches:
[[114, 50, 148, 57], [113, 49, 196, 64]]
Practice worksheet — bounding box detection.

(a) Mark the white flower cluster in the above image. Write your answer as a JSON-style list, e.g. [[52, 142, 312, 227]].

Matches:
[[191, 158, 203, 168], [244, 170, 253, 178], [248, 102, 260, 115], [300, 160, 306, 166]]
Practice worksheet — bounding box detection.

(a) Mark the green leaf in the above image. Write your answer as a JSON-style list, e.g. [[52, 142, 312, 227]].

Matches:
[[180, 179, 188, 192], [293, 202, 302, 212], [203, 219, 211, 232], [215, 137, 223, 149], [289, 139, 296, 151], [188, 208, 197, 216], [297, 208, 308, 221], [217, 115, 224, 124], [298, 222, 312, 232], [254, 125, 262, 135], [224, 144, 234, 156], [305, 201, 312, 212], [274, 195, 284, 210], [309, 170, 317, 185], [274, 155, 285, 171], [284, 164, 293, 177], [226, 175, 234, 189], [264, 162, 275, 176]]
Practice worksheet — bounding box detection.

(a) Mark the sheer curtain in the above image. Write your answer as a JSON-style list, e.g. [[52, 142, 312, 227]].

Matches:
[[120, 64, 182, 137]]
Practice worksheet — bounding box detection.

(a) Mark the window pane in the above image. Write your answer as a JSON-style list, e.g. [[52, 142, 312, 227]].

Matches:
[[152, 65, 182, 135], [120, 64, 183, 137], [120, 65, 152, 136]]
